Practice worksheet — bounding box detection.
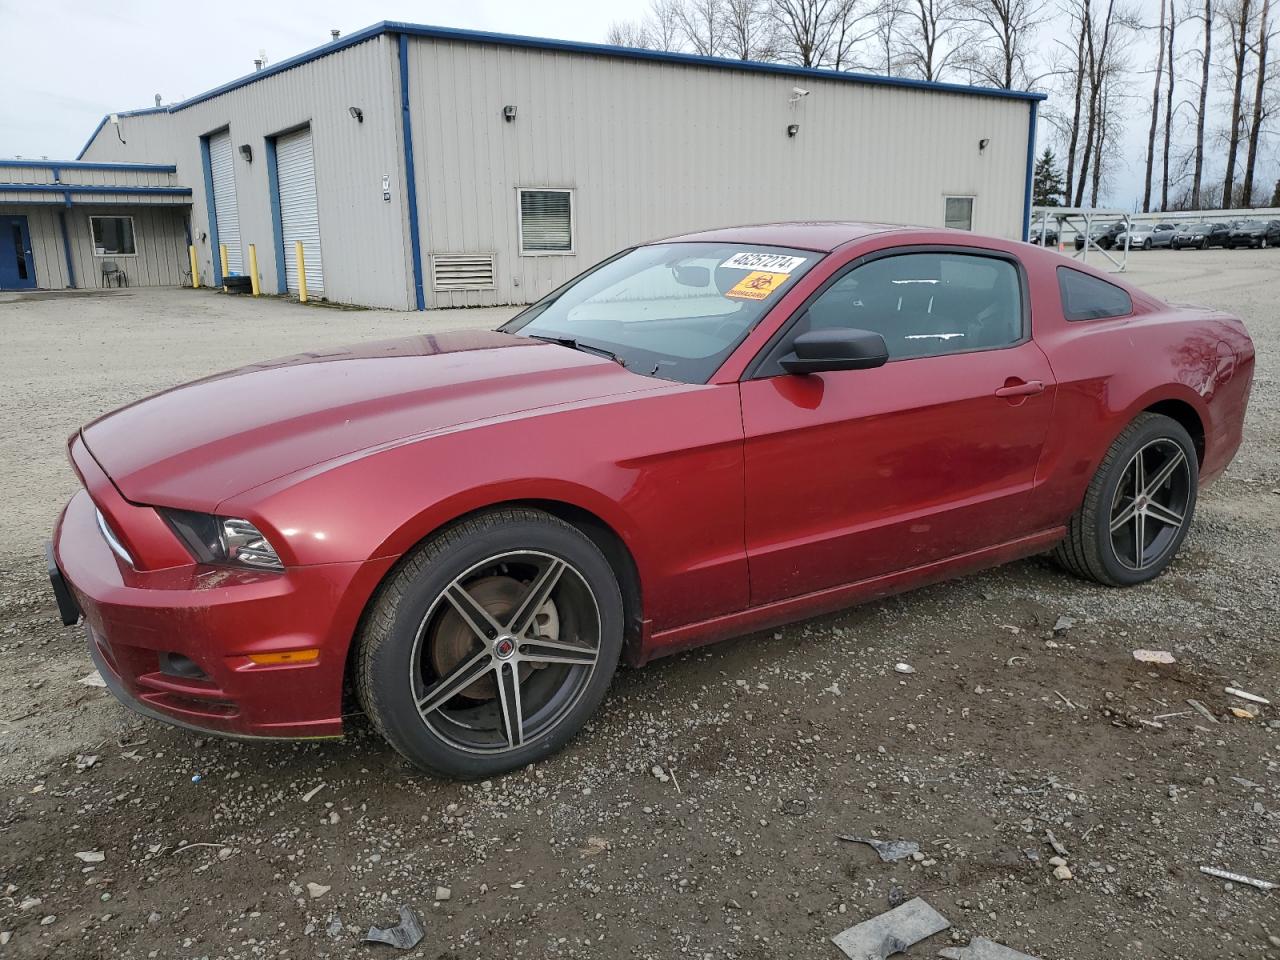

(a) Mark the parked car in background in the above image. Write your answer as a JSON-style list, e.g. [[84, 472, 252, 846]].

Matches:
[[1074, 220, 1126, 250], [1028, 225, 1059, 246], [49, 222, 1256, 779], [1172, 223, 1231, 249], [1116, 223, 1178, 250], [1226, 220, 1280, 248]]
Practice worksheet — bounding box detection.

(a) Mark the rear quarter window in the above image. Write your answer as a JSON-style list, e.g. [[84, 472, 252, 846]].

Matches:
[[1057, 267, 1133, 321]]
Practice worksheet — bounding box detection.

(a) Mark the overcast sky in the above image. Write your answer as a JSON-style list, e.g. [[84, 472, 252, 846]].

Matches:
[[0, 0, 1182, 210]]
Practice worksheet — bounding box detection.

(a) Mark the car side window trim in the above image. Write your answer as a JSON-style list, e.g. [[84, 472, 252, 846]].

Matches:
[[743, 244, 1033, 381]]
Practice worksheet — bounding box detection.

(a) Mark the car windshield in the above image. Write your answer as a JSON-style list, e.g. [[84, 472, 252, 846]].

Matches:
[[1191, 225, 1211, 234], [502, 242, 822, 383], [1237, 220, 1263, 229]]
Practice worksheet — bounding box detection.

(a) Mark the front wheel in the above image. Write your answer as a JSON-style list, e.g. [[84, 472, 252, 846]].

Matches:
[[1142, 239, 1153, 250], [356, 508, 624, 778], [1262, 237, 1270, 249], [1053, 413, 1198, 587]]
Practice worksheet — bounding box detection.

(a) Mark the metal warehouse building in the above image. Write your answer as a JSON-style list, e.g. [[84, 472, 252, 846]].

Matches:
[[2, 21, 1044, 307]]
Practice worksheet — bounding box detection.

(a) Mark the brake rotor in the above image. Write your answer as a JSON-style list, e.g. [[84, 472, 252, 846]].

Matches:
[[428, 575, 560, 701]]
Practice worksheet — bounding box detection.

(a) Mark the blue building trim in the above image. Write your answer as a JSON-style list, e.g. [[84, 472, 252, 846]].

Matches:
[[0, 184, 191, 197], [57, 209, 77, 289], [0, 159, 176, 173], [78, 21, 1046, 159], [199, 134, 222, 286], [1021, 101, 1038, 242], [264, 135, 288, 294], [398, 33, 426, 312]]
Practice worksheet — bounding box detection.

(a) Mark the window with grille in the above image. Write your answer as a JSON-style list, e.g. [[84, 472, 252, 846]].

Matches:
[[944, 196, 974, 231], [518, 188, 574, 255]]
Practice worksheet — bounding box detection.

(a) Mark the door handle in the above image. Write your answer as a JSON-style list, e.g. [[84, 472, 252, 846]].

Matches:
[[994, 379, 1045, 398]]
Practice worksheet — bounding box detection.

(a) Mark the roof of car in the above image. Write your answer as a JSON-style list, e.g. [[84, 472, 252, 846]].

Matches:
[[659, 221, 909, 252]]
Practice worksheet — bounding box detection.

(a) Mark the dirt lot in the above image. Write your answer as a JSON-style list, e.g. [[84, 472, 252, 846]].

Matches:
[[0, 249, 1277, 959]]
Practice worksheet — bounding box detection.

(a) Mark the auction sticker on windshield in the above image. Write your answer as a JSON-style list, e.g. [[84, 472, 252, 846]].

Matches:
[[726, 271, 791, 301], [721, 252, 809, 272]]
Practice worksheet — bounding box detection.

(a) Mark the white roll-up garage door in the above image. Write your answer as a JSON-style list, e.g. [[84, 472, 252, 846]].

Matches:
[[207, 130, 243, 276], [275, 127, 323, 295]]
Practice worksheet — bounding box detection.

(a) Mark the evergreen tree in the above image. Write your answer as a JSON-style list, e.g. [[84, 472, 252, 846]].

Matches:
[[1032, 148, 1065, 207]]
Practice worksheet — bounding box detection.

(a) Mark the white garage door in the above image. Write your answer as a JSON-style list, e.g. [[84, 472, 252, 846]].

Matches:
[[207, 130, 243, 276], [276, 127, 323, 295]]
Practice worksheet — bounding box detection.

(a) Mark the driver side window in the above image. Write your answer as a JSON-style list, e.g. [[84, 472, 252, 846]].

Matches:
[[803, 252, 1024, 361]]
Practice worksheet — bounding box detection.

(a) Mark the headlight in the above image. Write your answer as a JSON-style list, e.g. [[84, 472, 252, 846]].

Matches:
[[161, 509, 284, 571]]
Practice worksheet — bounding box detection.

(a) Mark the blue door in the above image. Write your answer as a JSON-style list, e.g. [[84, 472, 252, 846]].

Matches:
[[0, 215, 36, 290]]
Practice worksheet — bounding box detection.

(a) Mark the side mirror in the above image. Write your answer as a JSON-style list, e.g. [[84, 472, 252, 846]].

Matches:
[[780, 328, 889, 375]]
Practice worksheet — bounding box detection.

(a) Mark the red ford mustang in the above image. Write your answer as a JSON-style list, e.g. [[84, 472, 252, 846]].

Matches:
[[49, 222, 1254, 778]]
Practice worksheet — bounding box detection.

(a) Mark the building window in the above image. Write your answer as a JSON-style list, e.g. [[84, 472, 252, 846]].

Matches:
[[90, 216, 137, 256], [518, 188, 574, 255], [944, 197, 974, 231]]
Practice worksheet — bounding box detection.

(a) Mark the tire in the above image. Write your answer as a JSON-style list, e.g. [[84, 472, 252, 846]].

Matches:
[[1053, 413, 1198, 587], [355, 507, 624, 778], [1142, 239, 1152, 250], [1263, 237, 1269, 249], [1202, 238, 1209, 249]]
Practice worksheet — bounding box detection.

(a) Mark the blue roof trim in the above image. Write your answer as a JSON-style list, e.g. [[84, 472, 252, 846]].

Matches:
[[0, 159, 176, 173], [0, 184, 192, 196], [77, 20, 1046, 159]]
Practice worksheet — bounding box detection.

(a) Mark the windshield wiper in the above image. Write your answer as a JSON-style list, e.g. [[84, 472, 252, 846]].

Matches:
[[528, 334, 625, 367]]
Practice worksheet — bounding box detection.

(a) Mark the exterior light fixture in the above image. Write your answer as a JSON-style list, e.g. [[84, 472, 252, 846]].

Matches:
[[239, 144, 253, 162], [503, 105, 518, 122], [786, 123, 800, 138], [349, 106, 364, 123], [979, 138, 990, 153]]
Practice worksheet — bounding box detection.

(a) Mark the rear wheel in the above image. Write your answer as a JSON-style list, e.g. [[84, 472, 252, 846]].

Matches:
[[356, 508, 624, 778], [1054, 413, 1198, 587]]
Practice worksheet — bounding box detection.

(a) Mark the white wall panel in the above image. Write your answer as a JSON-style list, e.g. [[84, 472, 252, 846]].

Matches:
[[407, 39, 1034, 307]]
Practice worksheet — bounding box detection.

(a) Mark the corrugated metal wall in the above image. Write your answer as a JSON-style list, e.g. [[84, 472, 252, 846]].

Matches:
[[406, 38, 1033, 307], [0, 204, 189, 289], [80, 36, 412, 309]]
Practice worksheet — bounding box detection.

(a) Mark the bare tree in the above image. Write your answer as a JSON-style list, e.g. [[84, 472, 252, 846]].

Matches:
[[898, 0, 963, 80], [770, 0, 838, 66], [722, 0, 775, 59], [1242, 0, 1273, 204], [1144, 0, 1168, 211], [676, 0, 727, 56], [1162, 2, 1177, 208], [607, 20, 655, 48], [957, 0, 1046, 88], [1191, 0, 1214, 206], [1058, 0, 1091, 203], [869, 0, 908, 73], [828, 0, 879, 68], [1219, 0, 1254, 207]]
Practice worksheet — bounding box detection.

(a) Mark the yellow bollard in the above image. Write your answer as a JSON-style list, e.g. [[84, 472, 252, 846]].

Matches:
[[295, 240, 308, 303], [188, 245, 200, 288], [219, 243, 229, 291], [248, 244, 261, 296]]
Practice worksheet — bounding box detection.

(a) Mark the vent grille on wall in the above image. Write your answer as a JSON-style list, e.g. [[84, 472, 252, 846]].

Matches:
[[431, 253, 496, 291]]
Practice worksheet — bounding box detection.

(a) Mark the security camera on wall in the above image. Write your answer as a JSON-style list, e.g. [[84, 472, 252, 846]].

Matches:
[[789, 86, 810, 104]]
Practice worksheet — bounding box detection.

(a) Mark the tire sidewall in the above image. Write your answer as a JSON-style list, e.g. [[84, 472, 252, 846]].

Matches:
[[366, 516, 624, 778], [1090, 418, 1199, 586]]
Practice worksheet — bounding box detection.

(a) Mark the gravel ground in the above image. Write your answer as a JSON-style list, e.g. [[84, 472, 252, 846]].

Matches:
[[0, 249, 1277, 959]]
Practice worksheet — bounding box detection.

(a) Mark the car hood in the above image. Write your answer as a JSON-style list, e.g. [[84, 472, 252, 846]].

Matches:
[[81, 330, 667, 509]]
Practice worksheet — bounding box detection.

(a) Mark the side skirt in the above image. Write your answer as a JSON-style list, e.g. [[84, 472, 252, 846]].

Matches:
[[636, 527, 1067, 665]]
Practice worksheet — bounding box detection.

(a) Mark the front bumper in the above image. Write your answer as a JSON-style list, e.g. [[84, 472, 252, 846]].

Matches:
[[52, 486, 395, 739]]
